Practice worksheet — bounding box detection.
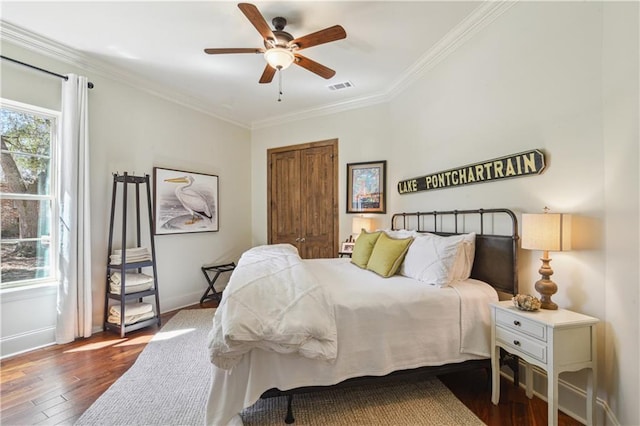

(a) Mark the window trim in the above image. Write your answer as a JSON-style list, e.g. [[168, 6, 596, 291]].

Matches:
[[1, 98, 60, 290]]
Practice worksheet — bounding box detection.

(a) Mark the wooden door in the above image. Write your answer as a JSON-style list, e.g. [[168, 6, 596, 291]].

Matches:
[[269, 149, 301, 247], [268, 139, 338, 258], [299, 144, 336, 258]]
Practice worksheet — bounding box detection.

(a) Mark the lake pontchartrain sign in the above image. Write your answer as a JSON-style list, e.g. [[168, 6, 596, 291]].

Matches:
[[397, 149, 546, 194]]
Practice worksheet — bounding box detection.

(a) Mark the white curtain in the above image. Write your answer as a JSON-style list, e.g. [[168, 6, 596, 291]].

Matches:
[[56, 74, 92, 344]]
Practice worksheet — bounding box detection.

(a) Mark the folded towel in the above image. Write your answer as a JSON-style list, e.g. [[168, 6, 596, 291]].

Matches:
[[109, 255, 152, 265], [110, 247, 152, 265], [109, 302, 153, 317], [107, 310, 155, 325], [112, 247, 150, 256], [111, 254, 151, 261], [109, 281, 154, 295], [110, 272, 154, 286]]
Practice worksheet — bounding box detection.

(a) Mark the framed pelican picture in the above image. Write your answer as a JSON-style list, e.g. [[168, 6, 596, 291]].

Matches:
[[153, 167, 219, 235]]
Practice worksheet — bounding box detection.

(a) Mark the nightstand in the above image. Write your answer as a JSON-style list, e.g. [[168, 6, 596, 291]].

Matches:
[[338, 251, 352, 258], [490, 300, 598, 426]]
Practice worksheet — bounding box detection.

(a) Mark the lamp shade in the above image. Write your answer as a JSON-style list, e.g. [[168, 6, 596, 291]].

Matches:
[[264, 48, 295, 70], [352, 216, 373, 235], [521, 213, 572, 251]]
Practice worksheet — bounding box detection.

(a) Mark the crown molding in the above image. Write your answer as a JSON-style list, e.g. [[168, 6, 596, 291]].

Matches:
[[386, 0, 517, 99], [1, 1, 514, 131], [252, 0, 517, 129], [251, 91, 389, 130], [1, 20, 89, 67], [0, 20, 248, 129]]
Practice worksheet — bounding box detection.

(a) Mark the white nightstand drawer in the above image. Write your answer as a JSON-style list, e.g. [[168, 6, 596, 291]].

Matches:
[[496, 326, 547, 364], [496, 309, 546, 342]]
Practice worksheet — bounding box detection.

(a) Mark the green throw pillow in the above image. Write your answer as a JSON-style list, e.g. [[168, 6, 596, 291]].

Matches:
[[366, 233, 414, 278], [351, 230, 382, 268]]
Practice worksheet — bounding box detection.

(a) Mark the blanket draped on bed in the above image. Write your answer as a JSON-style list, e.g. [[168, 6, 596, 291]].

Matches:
[[208, 244, 337, 370]]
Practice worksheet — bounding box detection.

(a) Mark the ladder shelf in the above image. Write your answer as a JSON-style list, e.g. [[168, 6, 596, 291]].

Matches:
[[104, 172, 161, 337]]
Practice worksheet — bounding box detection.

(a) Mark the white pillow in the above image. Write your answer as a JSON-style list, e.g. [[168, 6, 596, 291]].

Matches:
[[449, 232, 476, 281], [380, 229, 419, 239], [400, 232, 476, 287]]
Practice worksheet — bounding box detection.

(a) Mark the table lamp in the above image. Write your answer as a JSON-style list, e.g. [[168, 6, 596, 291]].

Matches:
[[352, 216, 373, 240], [521, 208, 572, 310]]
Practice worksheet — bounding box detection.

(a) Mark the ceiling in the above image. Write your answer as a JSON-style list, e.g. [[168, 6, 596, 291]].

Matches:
[[1, 1, 482, 128]]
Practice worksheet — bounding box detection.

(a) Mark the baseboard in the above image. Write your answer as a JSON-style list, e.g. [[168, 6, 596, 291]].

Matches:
[[3, 291, 209, 358], [0, 326, 56, 359], [160, 289, 209, 313], [500, 363, 619, 426]]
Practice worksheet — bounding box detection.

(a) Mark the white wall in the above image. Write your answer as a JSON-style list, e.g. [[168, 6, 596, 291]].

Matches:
[[0, 40, 252, 357], [251, 103, 393, 245], [602, 2, 640, 425], [250, 3, 638, 425]]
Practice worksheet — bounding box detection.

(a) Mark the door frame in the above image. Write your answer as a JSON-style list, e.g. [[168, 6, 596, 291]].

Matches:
[[267, 139, 339, 255]]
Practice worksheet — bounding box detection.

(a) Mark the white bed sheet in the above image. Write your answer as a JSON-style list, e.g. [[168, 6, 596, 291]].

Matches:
[[205, 258, 498, 425]]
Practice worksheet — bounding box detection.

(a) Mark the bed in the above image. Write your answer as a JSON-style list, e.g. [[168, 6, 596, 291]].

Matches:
[[206, 208, 519, 425]]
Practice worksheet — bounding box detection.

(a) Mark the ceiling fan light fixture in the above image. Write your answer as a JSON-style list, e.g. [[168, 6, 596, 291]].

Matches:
[[204, 3, 346, 84], [264, 48, 295, 70]]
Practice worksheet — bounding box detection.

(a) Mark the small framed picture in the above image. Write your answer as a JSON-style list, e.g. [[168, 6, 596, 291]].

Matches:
[[341, 242, 355, 253], [347, 160, 386, 213]]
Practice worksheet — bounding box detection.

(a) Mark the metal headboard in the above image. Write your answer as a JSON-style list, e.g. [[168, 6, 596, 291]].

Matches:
[[391, 208, 518, 295]]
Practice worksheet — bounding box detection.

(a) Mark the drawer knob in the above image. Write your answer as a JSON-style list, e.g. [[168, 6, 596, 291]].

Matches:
[[513, 340, 521, 346], [513, 320, 521, 326]]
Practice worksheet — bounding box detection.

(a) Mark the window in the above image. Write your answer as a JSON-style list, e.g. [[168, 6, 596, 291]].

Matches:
[[1, 99, 59, 289]]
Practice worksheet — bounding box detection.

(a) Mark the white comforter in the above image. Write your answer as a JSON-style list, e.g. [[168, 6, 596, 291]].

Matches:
[[206, 257, 498, 425], [208, 244, 337, 370]]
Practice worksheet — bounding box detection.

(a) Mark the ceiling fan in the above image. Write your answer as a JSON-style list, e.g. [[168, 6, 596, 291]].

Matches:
[[204, 3, 347, 85]]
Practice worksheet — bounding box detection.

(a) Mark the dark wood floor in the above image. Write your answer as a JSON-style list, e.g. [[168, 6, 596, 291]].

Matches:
[[1, 302, 582, 426]]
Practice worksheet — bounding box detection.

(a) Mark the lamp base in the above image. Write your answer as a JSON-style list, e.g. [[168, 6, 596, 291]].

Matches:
[[534, 255, 558, 310], [534, 277, 558, 310]]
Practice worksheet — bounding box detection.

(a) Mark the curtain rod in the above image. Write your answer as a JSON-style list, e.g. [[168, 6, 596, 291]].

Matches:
[[0, 55, 95, 89]]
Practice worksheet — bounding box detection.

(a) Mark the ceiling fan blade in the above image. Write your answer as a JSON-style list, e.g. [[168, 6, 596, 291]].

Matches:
[[293, 54, 336, 79], [204, 48, 264, 55], [238, 3, 276, 43], [290, 25, 346, 50], [259, 64, 276, 84]]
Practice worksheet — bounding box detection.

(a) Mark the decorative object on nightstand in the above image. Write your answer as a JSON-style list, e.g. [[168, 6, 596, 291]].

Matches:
[[339, 241, 355, 257], [490, 300, 598, 426], [512, 294, 541, 311], [521, 207, 572, 310]]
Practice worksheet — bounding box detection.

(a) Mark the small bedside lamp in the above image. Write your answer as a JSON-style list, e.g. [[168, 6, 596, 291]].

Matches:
[[351, 216, 373, 240], [521, 208, 572, 310]]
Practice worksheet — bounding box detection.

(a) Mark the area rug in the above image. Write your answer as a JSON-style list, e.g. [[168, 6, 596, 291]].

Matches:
[[75, 309, 215, 425], [241, 379, 485, 426], [76, 309, 485, 425]]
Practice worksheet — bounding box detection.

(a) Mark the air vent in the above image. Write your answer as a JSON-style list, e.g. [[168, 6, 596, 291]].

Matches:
[[327, 81, 354, 91]]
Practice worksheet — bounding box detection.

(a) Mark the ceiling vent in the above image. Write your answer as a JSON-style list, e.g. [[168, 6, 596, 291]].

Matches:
[[327, 81, 354, 91]]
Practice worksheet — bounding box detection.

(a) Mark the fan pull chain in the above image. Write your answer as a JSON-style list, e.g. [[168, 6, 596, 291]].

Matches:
[[277, 68, 283, 102]]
